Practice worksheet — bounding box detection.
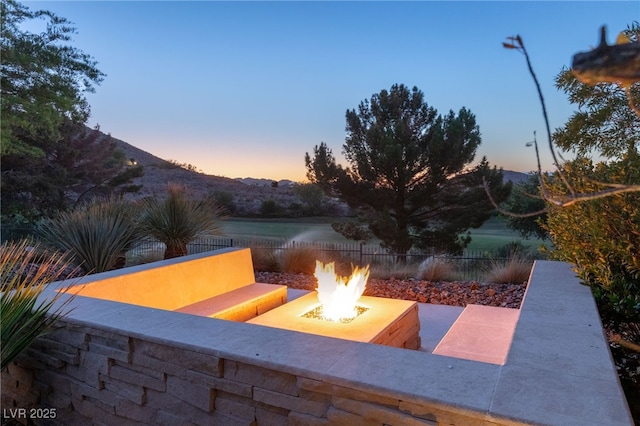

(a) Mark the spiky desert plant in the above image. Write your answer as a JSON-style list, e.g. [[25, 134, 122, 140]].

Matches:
[[485, 256, 533, 284], [138, 184, 225, 259], [1, 240, 78, 371], [38, 197, 141, 274]]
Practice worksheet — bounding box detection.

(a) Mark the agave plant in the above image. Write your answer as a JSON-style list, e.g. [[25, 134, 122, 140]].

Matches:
[[1, 240, 78, 371], [138, 184, 225, 259], [38, 197, 141, 274]]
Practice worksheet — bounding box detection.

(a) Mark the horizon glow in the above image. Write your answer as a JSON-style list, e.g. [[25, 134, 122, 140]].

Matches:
[[25, 1, 638, 182]]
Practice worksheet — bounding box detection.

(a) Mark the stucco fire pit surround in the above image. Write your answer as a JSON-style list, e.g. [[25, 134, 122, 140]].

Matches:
[[1, 248, 633, 425]]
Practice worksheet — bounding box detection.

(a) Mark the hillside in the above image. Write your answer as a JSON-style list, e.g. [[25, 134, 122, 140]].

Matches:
[[105, 132, 304, 215], [104, 129, 528, 215], [501, 170, 530, 185]]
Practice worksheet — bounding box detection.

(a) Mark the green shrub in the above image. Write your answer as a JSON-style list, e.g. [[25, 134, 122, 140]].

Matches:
[[544, 158, 640, 321], [259, 199, 282, 217], [211, 190, 237, 215]]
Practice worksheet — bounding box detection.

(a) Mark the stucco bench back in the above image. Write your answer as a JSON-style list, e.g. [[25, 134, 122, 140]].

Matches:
[[68, 248, 285, 316]]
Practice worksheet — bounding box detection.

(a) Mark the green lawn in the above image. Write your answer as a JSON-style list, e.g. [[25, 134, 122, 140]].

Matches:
[[220, 217, 354, 243], [465, 217, 549, 254], [220, 216, 548, 255]]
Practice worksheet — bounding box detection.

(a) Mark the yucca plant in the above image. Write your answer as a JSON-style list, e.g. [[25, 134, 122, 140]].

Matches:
[[138, 184, 225, 259], [38, 197, 141, 274], [1, 240, 78, 371]]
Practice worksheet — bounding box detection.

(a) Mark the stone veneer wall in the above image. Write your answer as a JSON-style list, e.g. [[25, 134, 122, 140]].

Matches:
[[1, 319, 475, 425], [1, 260, 634, 425]]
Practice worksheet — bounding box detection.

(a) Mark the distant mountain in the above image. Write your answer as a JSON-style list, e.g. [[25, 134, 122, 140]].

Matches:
[[99, 130, 305, 215], [501, 170, 530, 185], [99, 128, 530, 214], [235, 177, 296, 187]]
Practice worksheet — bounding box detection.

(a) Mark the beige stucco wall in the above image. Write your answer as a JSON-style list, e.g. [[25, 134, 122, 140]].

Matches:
[[68, 248, 256, 310]]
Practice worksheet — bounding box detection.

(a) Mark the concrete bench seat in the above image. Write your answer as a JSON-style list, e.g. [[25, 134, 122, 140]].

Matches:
[[175, 282, 286, 322], [67, 247, 287, 321], [432, 304, 520, 365]]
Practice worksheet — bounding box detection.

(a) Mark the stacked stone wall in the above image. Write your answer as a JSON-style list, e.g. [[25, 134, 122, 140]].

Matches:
[[2, 319, 480, 425]]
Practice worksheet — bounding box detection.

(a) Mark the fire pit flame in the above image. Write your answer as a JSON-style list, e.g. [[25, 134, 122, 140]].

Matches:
[[314, 260, 370, 322]]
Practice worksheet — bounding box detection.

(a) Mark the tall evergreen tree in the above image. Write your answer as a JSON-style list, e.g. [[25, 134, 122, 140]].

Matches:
[[306, 84, 510, 258], [1, 1, 141, 224]]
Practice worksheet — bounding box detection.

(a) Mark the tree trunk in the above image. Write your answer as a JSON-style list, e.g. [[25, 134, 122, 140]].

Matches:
[[164, 243, 188, 259]]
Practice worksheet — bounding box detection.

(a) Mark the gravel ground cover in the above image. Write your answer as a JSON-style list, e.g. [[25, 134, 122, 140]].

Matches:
[[255, 272, 526, 309]]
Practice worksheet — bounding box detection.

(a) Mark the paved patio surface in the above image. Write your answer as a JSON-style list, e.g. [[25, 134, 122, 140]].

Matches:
[[287, 288, 470, 355]]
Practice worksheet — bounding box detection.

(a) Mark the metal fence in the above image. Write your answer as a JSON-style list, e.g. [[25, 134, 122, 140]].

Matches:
[[128, 237, 512, 282], [2, 229, 520, 281]]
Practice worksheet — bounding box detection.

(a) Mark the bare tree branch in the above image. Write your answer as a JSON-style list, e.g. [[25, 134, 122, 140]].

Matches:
[[482, 176, 547, 218], [486, 27, 640, 218], [506, 37, 575, 196]]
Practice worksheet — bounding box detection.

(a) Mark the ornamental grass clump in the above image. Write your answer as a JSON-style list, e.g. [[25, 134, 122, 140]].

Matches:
[[370, 258, 418, 280], [1, 240, 78, 371], [416, 257, 457, 282], [485, 255, 533, 284], [250, 245, 280, 272], [277, 245, 324, 275], [38, 197, 141, 274]]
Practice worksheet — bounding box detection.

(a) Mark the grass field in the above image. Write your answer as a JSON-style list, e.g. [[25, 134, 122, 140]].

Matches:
[[220, 216, 549, 255]]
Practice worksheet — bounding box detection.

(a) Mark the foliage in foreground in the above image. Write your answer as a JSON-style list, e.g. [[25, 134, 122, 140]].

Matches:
[[38, 198, 141, 274], [545, 158, 640, 321], [498, 22, 640, 325], [1, 2, 142, 225], [1, 240, 77, 370], [543, 23, 640, 322]]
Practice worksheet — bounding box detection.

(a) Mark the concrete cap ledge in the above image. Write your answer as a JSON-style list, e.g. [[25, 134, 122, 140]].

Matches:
[[33, 258, 632, 425], [489, 261, 633, 425]]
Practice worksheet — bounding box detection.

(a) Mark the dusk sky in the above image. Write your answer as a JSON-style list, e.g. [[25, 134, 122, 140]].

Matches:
[[26, 1, 637, 181]]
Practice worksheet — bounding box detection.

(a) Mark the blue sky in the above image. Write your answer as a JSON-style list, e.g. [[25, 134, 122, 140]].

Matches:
[[26, 1, 638, 181]]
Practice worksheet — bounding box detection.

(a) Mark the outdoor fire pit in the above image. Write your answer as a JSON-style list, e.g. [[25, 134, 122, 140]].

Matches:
[[248, 261, 421, 349]]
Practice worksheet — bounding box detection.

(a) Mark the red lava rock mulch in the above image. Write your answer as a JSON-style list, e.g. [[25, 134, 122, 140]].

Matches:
[[255, 272, 526, 309]]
